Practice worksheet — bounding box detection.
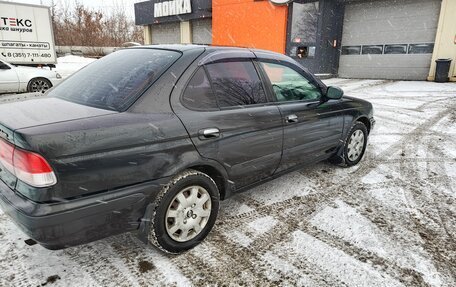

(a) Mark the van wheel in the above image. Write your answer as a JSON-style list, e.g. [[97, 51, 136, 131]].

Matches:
[[330, 122, 368, 167], [27, 78, 52, 93], [148, 170, 220, 254]]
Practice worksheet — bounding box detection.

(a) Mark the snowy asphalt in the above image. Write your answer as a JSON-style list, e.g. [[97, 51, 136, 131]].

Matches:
[[0, 79, 455, 287]]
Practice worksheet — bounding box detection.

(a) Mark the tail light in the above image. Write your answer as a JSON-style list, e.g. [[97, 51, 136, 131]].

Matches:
[[0, 138, 57, 187], [0, 138, 14, 173]]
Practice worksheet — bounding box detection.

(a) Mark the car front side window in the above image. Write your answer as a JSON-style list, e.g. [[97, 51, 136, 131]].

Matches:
[[205, 61, 267, 108], [260, 61, 322, 102]]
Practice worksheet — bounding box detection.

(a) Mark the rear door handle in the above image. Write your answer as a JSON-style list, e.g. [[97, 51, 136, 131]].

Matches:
[[285, 114, 298, 123], [199, 128, 220, 139]]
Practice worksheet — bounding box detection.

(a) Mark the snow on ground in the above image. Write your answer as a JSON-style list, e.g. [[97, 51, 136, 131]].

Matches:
[[0, 79, 455, 286]]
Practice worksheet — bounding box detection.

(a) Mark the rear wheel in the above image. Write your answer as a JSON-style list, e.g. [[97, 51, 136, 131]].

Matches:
[[148, 170, 220, 254], [27, 78, 52, 93]]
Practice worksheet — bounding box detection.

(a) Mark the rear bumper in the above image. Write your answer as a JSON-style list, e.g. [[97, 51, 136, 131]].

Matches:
[[0, 178, 168, 249]]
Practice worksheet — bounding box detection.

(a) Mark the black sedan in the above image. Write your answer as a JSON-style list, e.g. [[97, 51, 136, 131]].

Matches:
[[0, 45, 374, 253]]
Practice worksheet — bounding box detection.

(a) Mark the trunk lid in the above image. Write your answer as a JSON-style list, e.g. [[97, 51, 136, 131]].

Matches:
[[0, 97, 116, 132]]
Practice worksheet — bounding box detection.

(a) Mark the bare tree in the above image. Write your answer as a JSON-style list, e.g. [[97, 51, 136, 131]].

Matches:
[[52, 1, 144, 50]]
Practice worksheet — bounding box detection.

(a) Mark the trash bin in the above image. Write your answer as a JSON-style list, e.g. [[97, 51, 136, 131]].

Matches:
[[435, 58, 452, 83]]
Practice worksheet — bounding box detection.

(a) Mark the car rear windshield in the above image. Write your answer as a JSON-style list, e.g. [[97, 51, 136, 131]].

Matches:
[[50, 49, 181, 111]]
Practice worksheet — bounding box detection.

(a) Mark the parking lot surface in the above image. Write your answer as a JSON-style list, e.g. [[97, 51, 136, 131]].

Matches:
[[1, 79, 455, 287]]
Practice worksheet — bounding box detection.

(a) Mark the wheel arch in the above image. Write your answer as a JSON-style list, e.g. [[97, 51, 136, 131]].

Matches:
[[355, 115, 371, 134], [186, 163, 231, 200], [331, 114, 371, 165]]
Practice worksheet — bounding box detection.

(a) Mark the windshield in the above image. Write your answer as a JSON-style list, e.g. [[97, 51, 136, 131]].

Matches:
[[49, 49, 180, 111]]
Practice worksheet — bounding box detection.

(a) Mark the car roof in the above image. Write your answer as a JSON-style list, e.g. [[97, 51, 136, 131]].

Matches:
[[133, 44, 283, 56], [132, 44, 305, 72], [138, 44, 208, 51]]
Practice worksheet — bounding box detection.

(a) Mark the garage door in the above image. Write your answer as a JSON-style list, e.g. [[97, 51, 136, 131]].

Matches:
[[151, 22, 181, 44], [192, 18, 212, 45], [339, 0, 441, 80]]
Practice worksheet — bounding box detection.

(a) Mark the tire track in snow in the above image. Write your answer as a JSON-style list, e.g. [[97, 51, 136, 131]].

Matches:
[[348, 100, 456, 184], [63, 243, 140, 287], [108, 235, 170, 286], [239, 191, 431, 286], [420, 137, 456, 282], [289, 230, 404, 287], [383, 101, 456, 284], [359, 99, 455, 285], [309, 200, 440, 286]]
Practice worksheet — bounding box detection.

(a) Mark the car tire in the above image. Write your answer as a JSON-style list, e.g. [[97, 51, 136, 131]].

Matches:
[[331, 122, 368, 167], [147, 169, 220, 254], [27, 77, 52, 93]]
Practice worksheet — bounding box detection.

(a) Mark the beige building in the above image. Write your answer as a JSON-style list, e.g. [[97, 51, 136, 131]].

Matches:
[[428, 0, 456, 82]]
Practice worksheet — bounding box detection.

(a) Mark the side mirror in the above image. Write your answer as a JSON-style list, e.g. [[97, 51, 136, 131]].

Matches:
[[0, 62, 11, 70], [326, 86, 344, 100]]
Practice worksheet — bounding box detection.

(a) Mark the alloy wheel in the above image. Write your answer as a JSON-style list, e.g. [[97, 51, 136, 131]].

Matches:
[[30, 79, 51, 93]]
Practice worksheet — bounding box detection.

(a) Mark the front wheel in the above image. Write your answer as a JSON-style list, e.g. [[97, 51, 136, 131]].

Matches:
[[331, 122, 368, 166], [27, 77, 52, 93], [147, 170, 220, 254]]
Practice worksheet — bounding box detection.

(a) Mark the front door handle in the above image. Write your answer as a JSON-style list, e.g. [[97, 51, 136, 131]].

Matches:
[[199, 128, 220, 139], [285, 114, 298, 123]]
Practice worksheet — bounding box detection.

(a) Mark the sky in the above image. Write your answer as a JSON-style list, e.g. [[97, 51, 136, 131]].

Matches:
[[2, 0, 143, 18]]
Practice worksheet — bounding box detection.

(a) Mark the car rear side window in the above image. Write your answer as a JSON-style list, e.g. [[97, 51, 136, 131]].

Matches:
[[49, 49, 180, 111], [205, 61, 267, 108], [182, 67, 218, 110], [260, 62, 321, 102]]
